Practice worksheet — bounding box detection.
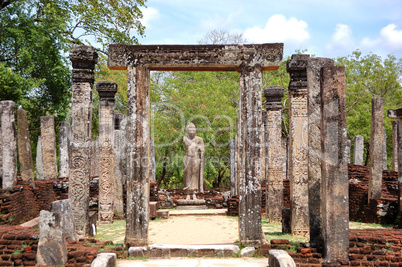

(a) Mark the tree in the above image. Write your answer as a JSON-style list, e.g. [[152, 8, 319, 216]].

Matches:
[[0, 0, 146, 172], [336, 50, 402, 166]]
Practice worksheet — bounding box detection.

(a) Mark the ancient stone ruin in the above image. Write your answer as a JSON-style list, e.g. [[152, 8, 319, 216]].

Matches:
[[0, 42, 401, 266]]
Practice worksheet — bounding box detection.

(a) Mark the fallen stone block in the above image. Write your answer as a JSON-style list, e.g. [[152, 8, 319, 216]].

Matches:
[[91, 253, 116, 267], [268, 249, 296, 267], [240, 246, 255, 257], [128, 247, 147, 258], [156, 210, 169, 219]]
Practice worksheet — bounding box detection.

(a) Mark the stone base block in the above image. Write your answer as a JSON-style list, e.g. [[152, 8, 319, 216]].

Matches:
[[177, 199, 206, 205], [150, 201, 157, 219], [91, 253, 116, 267], [176, 205, 208, 210], [128, 245, 240, 259], [240, 247, 255, 257], [156, 210, 169, 219], [268, 249, 296, 267], [128, 247, 147, 258]]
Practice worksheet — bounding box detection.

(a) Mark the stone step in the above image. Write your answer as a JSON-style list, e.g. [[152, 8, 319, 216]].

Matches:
[[128, 244, 240, 258], [163, 208, 227, 216]]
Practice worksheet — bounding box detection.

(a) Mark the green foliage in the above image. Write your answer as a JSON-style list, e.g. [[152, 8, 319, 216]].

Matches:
[[151, 71, 239, 189], [336, 50, 402, 166], [0, 0, 145, 175]]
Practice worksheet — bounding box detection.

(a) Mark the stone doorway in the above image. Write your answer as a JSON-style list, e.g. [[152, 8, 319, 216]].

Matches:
[[107, 44, 284, 247]]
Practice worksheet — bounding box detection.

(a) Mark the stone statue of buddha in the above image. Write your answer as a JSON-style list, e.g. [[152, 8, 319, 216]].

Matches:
[[183, 123, 204, 200]]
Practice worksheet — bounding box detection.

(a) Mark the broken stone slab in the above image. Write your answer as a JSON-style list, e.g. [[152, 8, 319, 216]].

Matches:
[[134, 244, 240, 259], [240, 247, 255, 257], [268, 249, 296, 267], [91, 253, 116, 267], [36, 210, 68, 266], [49, 199, 77, 241]]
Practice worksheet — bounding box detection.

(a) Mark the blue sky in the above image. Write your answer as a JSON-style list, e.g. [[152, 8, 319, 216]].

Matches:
[[137, 0, 402, 59]]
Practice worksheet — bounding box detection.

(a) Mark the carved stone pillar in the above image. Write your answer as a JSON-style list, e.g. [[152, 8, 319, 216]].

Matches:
[[369, 97, 384, 202], [307, 57, 334, 244], [125, 65, 151, 247], [238, 65, 264, 246], [321, 66, 349, 263], [264, 86, 284, 223], [68, 45, 98, 238], [97, 81, 118, 225], [17, 108, 35, 187], [287, 54, 310, 237]]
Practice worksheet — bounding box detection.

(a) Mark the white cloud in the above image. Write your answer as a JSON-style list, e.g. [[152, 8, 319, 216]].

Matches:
[[358, 24, 402, 55], [140, 7, 160, 28], [243, 14, 310, 45], [378, 24, 402, 51], [324, 24, 355, 56]]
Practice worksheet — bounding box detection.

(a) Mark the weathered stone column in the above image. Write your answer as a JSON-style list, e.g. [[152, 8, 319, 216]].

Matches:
[[150, 138, 156, 183], [36, 136, 44, 180], [59, 122, 70, 178], [353, 135, 364, 165], [368, 97, 385, 202], [40, 115, 58, 180], [125, 65, 151, 247], [346, 140, 352, 164], [96, 81, 118, 225], [287, 54, 310, 237], [383, 131, 388, 170], [307, 57, 334, 244], [238, 65, 264, 246], [1, 101, 17, 189], [0, 124, 2, 185], [90, 137, 100, 178], [17, 108, 35, 187], [229, 138, 238, 196], [114, 111, 125, 219], [387, 108, 402, 228], [392, 120, 399, 172], [68, 45, 97, 238], [264, 86, 284, 223], [321, 66, 349, 264]]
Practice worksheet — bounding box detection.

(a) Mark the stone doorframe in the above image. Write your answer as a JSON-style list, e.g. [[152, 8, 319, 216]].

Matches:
[[107, 44, 284, 247]]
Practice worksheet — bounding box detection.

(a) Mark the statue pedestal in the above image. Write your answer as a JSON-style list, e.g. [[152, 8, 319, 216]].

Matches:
[[176, 199, 207, 210]]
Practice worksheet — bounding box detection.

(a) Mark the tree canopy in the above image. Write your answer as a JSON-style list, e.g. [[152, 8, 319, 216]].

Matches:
[[0, 0, 146, 172]]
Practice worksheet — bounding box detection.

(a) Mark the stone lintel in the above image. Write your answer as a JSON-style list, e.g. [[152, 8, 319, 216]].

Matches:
[[388, 108, 402, 118], [265, 86, 284, 110], [96, 81, 118, 101], [107, 43, 283, 71]]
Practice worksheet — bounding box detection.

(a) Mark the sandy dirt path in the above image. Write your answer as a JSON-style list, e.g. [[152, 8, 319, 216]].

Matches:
[[149, 215, 239, 245]]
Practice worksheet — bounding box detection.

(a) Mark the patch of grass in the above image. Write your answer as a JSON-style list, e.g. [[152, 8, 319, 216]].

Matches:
[[262, 221, 307, 246], [349, 222, 393, 229], [123, 256, 148, 261]]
